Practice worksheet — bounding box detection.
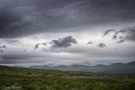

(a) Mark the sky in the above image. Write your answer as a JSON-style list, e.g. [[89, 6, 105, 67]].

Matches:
[[0, 0, 135, 67]]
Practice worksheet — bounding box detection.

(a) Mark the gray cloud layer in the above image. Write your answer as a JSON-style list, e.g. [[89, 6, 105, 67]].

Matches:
[[0, 0, 135, 38], [0, 53, 44, 64]]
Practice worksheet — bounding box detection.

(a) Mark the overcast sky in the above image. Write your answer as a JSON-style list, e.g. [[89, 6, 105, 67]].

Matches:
[[0, 0, 135, 67]]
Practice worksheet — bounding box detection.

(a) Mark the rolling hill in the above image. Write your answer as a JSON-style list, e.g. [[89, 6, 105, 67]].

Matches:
[[30, 61, 135, 73]]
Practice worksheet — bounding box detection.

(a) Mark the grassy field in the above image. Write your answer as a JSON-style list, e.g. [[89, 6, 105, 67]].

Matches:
[[0, 66, 135, 90]]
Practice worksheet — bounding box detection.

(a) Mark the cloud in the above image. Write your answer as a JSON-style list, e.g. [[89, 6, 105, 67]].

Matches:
[[103, 26, 135, 43], [116, 39, 125, 43], [0, 6, 33, 38], [34, 42, 50, 51], [50, 36, 77, 49], [33, 36, 77, 51], [0, 50, 4, 53], [103, 29, 116, 37], [0, 0, 135, 38], [0, 45, 6, 48], [34, 43, 41, 50], [1, 39, 22, 45], [0, 45, 7, 53], [34, 43, 47, 50], [87, 41, 93, 45], [112, 31, 126, 43], [125, 27, 135, 42], [0, 52, 45, 64], [97, 43, 106, 48]]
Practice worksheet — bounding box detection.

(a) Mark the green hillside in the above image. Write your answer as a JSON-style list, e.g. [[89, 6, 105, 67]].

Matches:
[[0, 66, 135, 90]]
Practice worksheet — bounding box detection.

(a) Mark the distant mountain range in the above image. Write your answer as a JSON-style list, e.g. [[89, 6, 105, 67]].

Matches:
[[30, 61, 135, 73]]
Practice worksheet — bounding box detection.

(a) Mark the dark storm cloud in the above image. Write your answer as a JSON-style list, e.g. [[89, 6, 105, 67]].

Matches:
[[0, 0, 135, 38], [103, 26, 135, 43], [0, 6, 33, 38], [50, 36, 77, 49], [97, 43, 106, 48]]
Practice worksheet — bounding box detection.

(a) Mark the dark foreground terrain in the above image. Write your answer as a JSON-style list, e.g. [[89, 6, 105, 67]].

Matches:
[[0, 66, 135, 90]]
